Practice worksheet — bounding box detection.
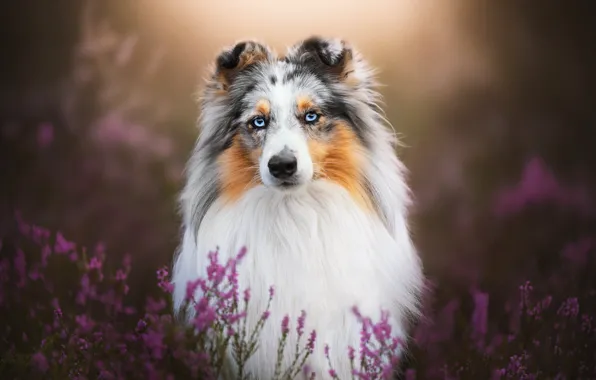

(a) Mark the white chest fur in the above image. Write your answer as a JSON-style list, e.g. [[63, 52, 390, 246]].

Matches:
[[175, 180, 422, 379]]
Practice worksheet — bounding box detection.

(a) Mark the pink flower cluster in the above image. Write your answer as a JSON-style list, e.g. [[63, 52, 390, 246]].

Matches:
[[2, 213, 412, 379]]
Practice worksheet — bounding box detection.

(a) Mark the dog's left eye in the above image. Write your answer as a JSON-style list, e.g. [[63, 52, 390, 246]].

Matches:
[[251, 117, 268, 129], [304, 112, 319, 123]]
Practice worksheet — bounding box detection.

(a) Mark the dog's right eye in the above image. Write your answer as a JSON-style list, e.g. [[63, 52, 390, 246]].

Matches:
[[250, 117, 268, 129]]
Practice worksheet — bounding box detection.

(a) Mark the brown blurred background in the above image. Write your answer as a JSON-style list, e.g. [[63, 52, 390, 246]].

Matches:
[[1, 0, 596, 347]]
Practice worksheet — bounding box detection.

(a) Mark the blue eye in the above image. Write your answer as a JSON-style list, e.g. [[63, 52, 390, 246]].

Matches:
[[304, 112, 319, 123], [251, 117, 267, 129]]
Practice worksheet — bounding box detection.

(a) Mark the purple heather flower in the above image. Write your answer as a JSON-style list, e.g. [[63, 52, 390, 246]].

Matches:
[[381, 363, 394, 379], [30, 225, 50, 244], [281, 314, 290, 335], [243, 288, 251, 304], [78, 337, 90, 351], [297, 310, 306, 336], [193, 297, 217, 331], [561, 238, 592, 266], [371, 310, 392, 343], [269, 285, 275, 298], [302, 364, 312, 377], [581, 314, 593, 333], [142, 330, 165, 360], [28, 264, 42, 281], [14, 248, 27, 288], [185, 278, 202, 301], [146, 297, 166, 313], [75, 314, 95, 334], [136, 319, 148, 333], [262, 310, 270, 321], [157, 266, 174, 293], [307, 330, 317, 352], [54, 232, 76, 254], [31, 352, 49, 373], [224, 311, 247, 325], [88, 256, 103, 270], [237, 246, 248, 260], [206, 251, 226, 285], [227, 263, 239, 291], [122, 253, 132, 270], [519, 281, 533, 309], [471, 289, 489, 337], [37, 122, 54, 148], [348, 346, 356, 361], [557, 297, 579, 317], [115, 268, 127, 281], [351, 305, 363, 319], [156, 267, 168, 280]]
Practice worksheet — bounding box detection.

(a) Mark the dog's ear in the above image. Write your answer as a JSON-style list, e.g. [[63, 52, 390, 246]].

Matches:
[[286, 36, 357, 84], [213, 40, 273, 91]]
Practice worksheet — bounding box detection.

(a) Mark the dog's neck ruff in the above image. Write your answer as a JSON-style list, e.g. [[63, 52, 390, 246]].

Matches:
[[174, 179, 422, 379]]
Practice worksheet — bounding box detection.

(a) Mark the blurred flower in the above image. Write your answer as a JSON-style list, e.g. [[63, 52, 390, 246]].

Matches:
[[471, 288, 489, 338], [14, 249, 27, 288], [281, 315, 290, 335], [37, 122, 54, 148], [54, 232, 76, 254], [494, 157, 593, 216], [557, 297, 579, 318], [3, 213, 596, 379], [31, 352, 49, 373], [561, 238, 592, 266]]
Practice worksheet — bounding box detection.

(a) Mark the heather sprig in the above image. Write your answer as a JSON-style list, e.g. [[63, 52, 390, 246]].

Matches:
[[347, 307, 402, 380], [282, 311, 317, 380]]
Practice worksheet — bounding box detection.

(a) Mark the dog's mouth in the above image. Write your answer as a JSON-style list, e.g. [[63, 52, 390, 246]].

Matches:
[[268, 176, 308, 191], [278, 180, 300, 189]]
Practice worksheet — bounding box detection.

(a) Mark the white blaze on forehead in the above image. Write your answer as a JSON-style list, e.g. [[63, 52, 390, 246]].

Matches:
[[268, 83, 295, 125], [256, 64, 315, 185], [260, 77, 308, 162]]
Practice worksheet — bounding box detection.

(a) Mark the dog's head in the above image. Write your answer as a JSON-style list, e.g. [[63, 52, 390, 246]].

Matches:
[[198, 36, 383, 207]]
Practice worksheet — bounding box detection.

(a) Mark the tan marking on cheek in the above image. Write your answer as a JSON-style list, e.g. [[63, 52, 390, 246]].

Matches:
[[297, 96, 315, 114], [249, 147, 262, 163], [255, 99, 270, 116], [218, 136, 261, 201], [308, 123, 374, 212]]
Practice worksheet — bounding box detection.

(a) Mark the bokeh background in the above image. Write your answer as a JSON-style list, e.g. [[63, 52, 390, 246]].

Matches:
[[2, 0, 596, 377]]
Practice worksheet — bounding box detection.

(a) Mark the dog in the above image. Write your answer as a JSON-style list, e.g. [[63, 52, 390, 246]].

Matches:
[[171, 36, 424, 379]]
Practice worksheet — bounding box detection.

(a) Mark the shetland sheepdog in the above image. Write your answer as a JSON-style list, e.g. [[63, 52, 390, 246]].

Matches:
[[172, 36, 424, 378]]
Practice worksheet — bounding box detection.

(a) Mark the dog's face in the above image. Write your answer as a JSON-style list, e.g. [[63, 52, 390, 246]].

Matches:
[[201, 37, 376, 207]]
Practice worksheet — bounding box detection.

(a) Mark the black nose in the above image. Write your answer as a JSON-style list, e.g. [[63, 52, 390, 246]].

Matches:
[[268, 152, 297, 179]]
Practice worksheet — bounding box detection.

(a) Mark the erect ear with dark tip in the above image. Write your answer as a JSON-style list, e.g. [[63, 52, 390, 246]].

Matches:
[[288, 36, 355, 79], [213, 41, 272, 90]]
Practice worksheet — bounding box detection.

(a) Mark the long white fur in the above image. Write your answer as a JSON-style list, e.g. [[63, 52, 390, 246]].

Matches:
[[172, 38, 424, 379]]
